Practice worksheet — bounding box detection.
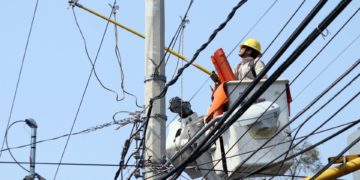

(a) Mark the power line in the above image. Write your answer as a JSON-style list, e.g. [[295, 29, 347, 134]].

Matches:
[[72, 4, 144, 108], [204, 64, 360, 178], [244, 85, 360, 179], [4, 120, 29, 173], [196, 0, 306, 150], [262, 0, 306, 56], [269, 7, 360, 177], [0, 161, 137, 167], [112, 5, 143, 108], [246, 117, 360, 177], [310, 128, 360, 179], [0, 0, 40, 159], [228, 58, 360, 178], [195, 118, 360, 168], [142, 0, 249, 178], [53, 4, 116, 179], [163, 0, 332, 178], [197, 57, 360, 178], [1, 116, 134, 153], [227, 0, 279, 57], [155, 0, 194, 71]]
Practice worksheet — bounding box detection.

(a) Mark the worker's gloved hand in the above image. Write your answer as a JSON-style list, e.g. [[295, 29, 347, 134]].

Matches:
[[210, 71, 220, 84]]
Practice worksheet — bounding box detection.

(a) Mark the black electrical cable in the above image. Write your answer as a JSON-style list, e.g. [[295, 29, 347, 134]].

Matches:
[[261, 0, 306, 56], [228, 59, 360, 178], [204, 2, 350, 179], [244, 86, 360, 178], [271, 6, 360, 173], [0, 0, 40, 159], [310, 130, 360, 179], [4, 120, 29, 172], [196, 118, 360, 167], [270, 74, 360, 179], [204, 62, 360, 178], [169, 0, 291, 130], [53, 3, 116, 179], [247, 117, 360, 176], [189, 2, 307, 157], [274, 6, 360, 173], [142, 0, 249, 178], [139, 0, 196, 176], [114, 121, 137, 180], [162, 0, 331, 178]]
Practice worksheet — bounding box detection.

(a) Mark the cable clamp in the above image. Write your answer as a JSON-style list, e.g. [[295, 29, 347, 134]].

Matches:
[[68, 0, 78, 8], [144, 74, 166, 83], [108, 3, 119, 15], [150, 113, 167, 121], [317, 26, 331, 39]]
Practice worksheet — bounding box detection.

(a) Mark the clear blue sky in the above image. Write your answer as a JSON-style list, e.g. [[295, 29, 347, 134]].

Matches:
[[1, 0, 360, 179]]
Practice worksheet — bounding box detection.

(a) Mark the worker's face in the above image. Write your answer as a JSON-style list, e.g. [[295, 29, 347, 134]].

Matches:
[[238, 47, 247, 58], [239, 47, 251, 58]]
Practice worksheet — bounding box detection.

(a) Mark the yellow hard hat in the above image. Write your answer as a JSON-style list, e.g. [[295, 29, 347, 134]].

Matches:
[[240, 38, 262, 56]]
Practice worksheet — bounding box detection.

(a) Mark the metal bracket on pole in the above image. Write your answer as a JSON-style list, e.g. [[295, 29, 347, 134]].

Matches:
[[144, 74, 167, 83], [149, 113, 167, 121], [68, 0, 78, 8]]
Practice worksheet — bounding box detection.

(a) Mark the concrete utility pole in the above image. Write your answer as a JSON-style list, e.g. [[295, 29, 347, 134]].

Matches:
[[144, 0, 166, 179]]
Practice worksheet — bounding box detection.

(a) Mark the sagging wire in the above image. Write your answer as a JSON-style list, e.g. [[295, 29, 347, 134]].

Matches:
[[71, 7, 124, 102], [112, 4, 143, 108], [1, 116, 136, 153], [0, 0, 40, 159], [4, 120, 30, 172], [53, 2, 116, 179]]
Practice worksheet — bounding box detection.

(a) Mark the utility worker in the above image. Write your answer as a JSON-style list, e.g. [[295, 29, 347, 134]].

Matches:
[[234, 38, 267, 80]]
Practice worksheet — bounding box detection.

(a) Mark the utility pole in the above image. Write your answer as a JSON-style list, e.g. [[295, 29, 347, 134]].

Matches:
[[144, 0, 166, 179]]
